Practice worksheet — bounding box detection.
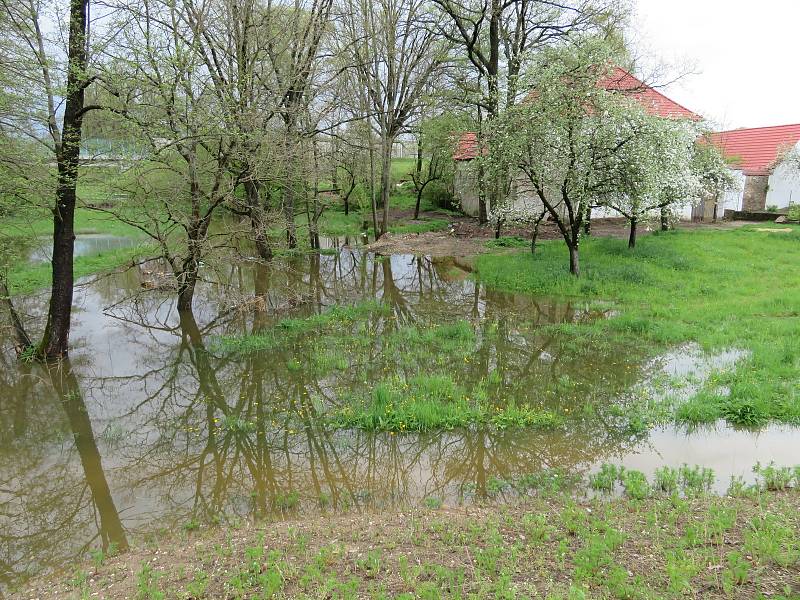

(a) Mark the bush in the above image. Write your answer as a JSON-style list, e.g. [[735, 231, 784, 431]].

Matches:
[[423, 180, 456, 210]]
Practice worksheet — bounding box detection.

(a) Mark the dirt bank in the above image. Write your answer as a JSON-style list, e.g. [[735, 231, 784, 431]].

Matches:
[[15, 488, 800, 599]]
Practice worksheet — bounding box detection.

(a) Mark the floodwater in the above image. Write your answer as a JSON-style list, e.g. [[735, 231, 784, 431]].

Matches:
[[0, 243, 797, 591], [28, 233, 137, 263]]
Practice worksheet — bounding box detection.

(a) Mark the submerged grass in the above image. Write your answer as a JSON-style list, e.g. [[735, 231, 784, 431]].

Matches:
[[213, 301, 389, 354], [475, 225, 800, 428]]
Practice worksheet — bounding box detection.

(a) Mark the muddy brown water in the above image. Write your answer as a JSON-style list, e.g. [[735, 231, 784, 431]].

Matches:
[[0, 244, 797, 591]]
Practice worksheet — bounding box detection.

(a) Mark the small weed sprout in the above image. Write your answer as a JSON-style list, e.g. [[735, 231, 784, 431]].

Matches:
[[424, 496, 443, 510], [620, 469, 649, 500], [679, 464, 715, 495], [654, 466, 679, 493]]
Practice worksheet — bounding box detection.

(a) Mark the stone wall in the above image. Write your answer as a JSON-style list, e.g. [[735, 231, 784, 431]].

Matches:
[[742, 175, 769, 211]]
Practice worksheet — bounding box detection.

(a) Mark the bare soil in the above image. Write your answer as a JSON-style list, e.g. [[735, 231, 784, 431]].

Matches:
[[376, 209, 750, 256]]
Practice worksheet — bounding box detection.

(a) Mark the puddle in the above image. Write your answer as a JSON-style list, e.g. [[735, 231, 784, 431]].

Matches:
[[610, 423, 800, 494], [640, 343, 749, 402], [0, 246, 796, 591], [28, 233, 138, 263]]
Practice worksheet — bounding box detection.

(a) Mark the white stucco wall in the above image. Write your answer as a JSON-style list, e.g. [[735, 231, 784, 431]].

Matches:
[[717, 169, 747, 214], [766, 152, 800, 209], [590, 202, 694, 220]]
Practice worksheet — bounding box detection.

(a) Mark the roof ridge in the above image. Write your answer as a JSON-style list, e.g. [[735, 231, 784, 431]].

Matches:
[[715, 123, 800, 135]]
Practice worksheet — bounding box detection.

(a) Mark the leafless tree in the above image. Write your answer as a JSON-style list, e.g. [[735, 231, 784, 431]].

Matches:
[[337, 0, 449, 236]]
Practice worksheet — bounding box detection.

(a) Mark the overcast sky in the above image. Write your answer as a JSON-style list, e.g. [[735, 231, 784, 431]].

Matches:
[[630, 0, 800, 130]]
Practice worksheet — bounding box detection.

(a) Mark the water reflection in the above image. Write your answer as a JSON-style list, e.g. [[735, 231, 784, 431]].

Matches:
[[0, 247, 796, 592], [28, 234, 137, 264]]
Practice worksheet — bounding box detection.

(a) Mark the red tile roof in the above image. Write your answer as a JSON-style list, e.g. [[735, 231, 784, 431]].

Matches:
[[599, 68, 701, 120], [453, 132, 481, 161], [454, 67, 701, 160], [709, 124, 800, 175]]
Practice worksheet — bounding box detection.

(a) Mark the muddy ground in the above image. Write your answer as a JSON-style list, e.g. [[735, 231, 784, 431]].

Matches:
[[371, 208, 748, 256]]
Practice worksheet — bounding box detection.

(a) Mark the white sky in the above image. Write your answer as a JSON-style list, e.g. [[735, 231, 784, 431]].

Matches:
[[630, 0, 800, 130]]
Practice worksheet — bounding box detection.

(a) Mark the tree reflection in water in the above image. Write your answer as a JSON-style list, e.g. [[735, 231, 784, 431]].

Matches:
[[0, 247, 646, 591]]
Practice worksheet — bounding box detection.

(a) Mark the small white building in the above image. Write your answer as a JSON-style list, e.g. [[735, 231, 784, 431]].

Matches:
[[710, 124, 800, 214]]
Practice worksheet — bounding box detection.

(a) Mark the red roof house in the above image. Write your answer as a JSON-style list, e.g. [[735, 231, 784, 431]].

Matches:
[[708, 124, 800, 176], [453, 132, 481, 161], [453, 67, 701, 161], [706, 124, 800, 213]]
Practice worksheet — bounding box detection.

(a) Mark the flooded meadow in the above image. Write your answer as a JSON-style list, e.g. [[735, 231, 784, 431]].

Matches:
[[1, 241, 798, 591]]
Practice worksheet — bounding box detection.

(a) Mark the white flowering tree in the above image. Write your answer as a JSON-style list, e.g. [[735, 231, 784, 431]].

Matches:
[[492, 39, 736, 271], [492, 40, 649, 275], [602, 121, 737, 247], [601, 116, 699, 248]]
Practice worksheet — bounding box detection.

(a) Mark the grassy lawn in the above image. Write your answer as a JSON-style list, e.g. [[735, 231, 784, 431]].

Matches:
[[390, 157, 417, 180], [475, 224, 800, 428], [21, 465, 800, 599], [314, 189, 451, 238]]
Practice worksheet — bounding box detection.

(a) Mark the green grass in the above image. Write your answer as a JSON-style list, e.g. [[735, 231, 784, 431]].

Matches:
[[2, 207, 151, 295], [390, 157, 416, 180], [314, 193, 450, 238], [34, 463, 800, 599], [329, 376, 562, 432], [1, 206, 143, 239], [6, 244, 153, 295], [474, 225, 800, 428]]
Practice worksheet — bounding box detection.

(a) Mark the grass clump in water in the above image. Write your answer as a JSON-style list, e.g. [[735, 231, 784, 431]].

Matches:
[[329, 375, 561, 432]]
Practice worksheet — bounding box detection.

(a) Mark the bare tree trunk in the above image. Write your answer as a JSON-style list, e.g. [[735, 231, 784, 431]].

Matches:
[[379, 136, 393, 237], [39, 0, 90, 360], [628, 217, 638, 248], [413, 137, 423, 220], [530, 212, 546, 255], [660, 207, 670, 231], [1, 281, 32, 355], [176, 249, 199, 313], [283, 126, 298, 249], [310, 139, 321, 250], [584, 205, 592, 235], [244, 179, 272, 261], [368, 132, 378, 238], [477, 158, 488, 225], [568, 244, 580, 276], [177, 273, 198, 313]]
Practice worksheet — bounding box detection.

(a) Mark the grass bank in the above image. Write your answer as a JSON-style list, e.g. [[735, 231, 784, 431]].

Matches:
[[19, 463, 800, 599], [313, 190, 453, 239], [1, 208, 151, 295], [475, 225, 800, 429]]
